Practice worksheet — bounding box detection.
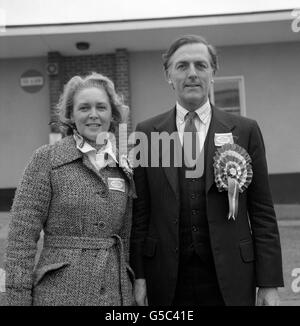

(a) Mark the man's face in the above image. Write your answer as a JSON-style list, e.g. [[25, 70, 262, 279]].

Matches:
[[166, 43, 214, 111]]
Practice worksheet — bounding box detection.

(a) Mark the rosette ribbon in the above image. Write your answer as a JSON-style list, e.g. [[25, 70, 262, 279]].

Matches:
[[213, 143, 253, 220]]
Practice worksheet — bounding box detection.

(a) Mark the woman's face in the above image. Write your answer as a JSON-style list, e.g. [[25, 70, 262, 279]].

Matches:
[[72, 86, 112, 141]]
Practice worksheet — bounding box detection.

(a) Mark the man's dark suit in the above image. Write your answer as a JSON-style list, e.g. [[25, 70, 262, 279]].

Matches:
[[130, 106, 284, 306]]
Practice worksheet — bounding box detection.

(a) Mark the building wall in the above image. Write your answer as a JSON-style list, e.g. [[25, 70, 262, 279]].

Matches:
[[0, 57, 50, 189], [1, 41, 299, 210], [130, 50, 174, 127], [130, 41, 300, 175], [217, 42, 300, 175]]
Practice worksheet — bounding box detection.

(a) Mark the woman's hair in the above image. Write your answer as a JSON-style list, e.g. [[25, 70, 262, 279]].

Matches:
[[56, 72, 128, 135], [162, 34, 218, 74]]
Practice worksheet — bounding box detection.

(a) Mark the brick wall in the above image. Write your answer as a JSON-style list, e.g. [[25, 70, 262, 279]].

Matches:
[[48, 52, 64, 133], [47, 49, 132, 135]]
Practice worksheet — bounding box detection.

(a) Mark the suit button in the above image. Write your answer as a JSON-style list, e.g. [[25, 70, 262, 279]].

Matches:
[[97, 190, 108, 197], [98, 221, 106, 229], [101, 190, 108, 197], [174, 219, 178, 225], [175, 247, 178, 253], [192, 225, 198, 232], [192, 209, 198, 215], [191, 194, 196, 199]]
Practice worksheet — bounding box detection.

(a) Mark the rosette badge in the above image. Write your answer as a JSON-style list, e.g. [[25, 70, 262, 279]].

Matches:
[[120, 154, 133, 176], [213, 143, 253, 220], [119, 154, 137, 199]]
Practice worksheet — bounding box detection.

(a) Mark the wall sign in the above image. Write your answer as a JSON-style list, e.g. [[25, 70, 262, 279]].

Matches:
[[20, 70, 44, 93]]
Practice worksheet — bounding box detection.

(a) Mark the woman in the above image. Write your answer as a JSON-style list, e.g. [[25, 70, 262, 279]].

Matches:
[[5, 72, 136, 306]]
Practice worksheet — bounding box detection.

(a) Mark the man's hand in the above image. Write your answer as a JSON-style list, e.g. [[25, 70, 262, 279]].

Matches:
[[134, 278, 148, 306], [256, 287, 280, 306]]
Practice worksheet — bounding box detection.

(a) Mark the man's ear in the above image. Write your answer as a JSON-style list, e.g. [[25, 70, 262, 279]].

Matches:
[[164, 69, 172, 85]]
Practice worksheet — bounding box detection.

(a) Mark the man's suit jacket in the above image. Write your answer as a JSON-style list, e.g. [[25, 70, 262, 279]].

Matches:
[[130, 106, 284, 306]]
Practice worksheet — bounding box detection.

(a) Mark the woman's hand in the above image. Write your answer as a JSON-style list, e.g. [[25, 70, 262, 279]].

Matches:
[[134, 278, 148, 306]]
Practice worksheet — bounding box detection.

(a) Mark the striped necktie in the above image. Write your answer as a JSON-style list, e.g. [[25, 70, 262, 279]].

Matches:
[[183, 111, 198, 168]]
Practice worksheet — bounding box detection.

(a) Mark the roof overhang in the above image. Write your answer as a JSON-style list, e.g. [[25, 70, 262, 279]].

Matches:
[[0, 10, 299, 58]]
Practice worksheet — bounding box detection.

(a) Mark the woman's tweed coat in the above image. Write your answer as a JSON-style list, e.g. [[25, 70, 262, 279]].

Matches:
[[5, 136, 135, 306]]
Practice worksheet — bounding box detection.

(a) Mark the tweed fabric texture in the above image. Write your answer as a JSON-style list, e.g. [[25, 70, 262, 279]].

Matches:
[[5, 136, 135, 306]]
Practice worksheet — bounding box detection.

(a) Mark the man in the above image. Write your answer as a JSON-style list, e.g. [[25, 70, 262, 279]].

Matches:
[[130, 35, 284, 306]]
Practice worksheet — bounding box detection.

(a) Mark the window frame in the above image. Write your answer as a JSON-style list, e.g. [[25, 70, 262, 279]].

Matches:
[[210, 75, 247, 116]]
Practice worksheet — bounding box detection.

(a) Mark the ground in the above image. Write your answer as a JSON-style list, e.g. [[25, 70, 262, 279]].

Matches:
[[0, 213, 299, 306]]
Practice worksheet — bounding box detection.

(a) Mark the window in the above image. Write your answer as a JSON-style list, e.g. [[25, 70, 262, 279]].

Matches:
[[210, 76, 246, 116]]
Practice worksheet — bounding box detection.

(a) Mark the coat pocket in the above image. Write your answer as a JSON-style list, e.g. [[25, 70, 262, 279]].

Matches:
[[33, 262, 69, 287], [142, 237, 157, 258], [239, 240, 255, 263]]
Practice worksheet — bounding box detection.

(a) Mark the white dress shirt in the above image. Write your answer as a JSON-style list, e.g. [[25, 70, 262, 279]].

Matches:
[[176, 100, 212, 152]]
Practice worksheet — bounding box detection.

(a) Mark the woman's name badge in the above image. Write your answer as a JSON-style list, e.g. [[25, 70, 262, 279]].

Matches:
[[214, 133, 234, 147], [108, 178, 125, 192]]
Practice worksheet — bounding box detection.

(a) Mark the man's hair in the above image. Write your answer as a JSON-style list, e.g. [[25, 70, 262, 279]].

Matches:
[[162, 34, 218, 74]]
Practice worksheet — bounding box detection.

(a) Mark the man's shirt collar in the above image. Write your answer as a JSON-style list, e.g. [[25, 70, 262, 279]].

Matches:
[[176, 100, 211, 125]]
